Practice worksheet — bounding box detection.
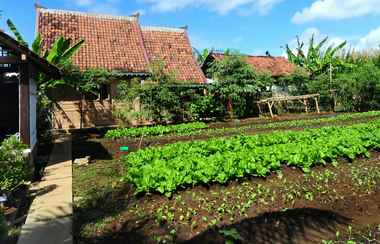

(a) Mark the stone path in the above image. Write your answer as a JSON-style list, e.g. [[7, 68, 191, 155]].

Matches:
[[17, 160, 73, 244]]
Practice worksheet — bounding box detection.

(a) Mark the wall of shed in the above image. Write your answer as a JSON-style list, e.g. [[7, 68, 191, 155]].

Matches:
[[53, 100, 117, 129]]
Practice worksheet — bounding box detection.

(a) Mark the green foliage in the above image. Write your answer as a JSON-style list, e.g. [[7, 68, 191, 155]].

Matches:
[[0, 210, 6, 242], [105, 122, 207, 139], [335, 62, 380, 111], [208, 51, 259, 90], [122, 119, 380, 195], [219, 228, 243, 244], [284, 35, 349, 78], [109, 111, 380, 139], [208, 51, 272, 118], [6, 19, 28, 47], [284, 34, 380, 112], [49, 37, 84, 66], [0, 136, 29, 192], [139, 85, 183, 123], [190, 94, 226, 120], [195, 48, 210, 65], [116, 60, 203, 124], [32, 34, 43, 56]]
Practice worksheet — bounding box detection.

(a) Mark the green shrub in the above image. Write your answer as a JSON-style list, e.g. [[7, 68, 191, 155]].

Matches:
[[190, 95, 226, 120], [0, 210, 7, 241], [0, 136, 29, 192]]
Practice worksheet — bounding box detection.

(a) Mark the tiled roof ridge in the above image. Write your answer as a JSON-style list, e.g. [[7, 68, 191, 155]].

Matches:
[[211, 51, 286, 59], [38, 8, 139, 22], [141, 25, 187, 33]]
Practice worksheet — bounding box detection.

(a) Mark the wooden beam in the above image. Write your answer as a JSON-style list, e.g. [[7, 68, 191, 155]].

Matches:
[[0, 56, 21, 64], [314, 97, 320, 114], [267, 101, 274, 118], [19, 63, 30, 146], [303, 99, 308, 113], [257, 102, 262, 115], [0, 31, 60, 78]]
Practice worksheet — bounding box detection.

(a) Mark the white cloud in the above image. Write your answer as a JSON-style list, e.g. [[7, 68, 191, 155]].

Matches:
[[141, 0, 283, 15], [288, 27, 345, 50], [285, 26, 380, 57], [356, 26, 380, 50], [292, 0, 380, 24]]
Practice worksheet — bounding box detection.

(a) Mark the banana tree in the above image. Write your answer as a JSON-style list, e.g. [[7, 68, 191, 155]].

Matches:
[[284, 34, 349, 78], [6, 19, 28, 47], [7, 19, 84, 68]]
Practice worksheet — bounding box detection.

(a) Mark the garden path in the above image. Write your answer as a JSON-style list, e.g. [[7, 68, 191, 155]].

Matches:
[[17, 135, 73, 244]]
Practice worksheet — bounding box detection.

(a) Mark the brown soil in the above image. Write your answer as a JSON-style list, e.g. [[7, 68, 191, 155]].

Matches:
[[73, 147, 380, 244], [72, 114, 380, 244]]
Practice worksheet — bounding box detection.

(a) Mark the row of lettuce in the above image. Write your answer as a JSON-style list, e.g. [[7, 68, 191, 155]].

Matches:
[[122, 119, 380, 196], [105, 122, 207, 139], [106, 111, 380, 139]]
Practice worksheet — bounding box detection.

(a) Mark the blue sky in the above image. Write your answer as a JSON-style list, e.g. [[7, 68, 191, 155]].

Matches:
[[1, 0, 380, 56]]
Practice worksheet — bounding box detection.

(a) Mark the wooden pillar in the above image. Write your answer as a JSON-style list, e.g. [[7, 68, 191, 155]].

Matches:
[[303, 99, 308, 113], [314, 97, 320, 114], [19, 62, 30, 146], [257, 102, 262, 115], [267, 101, 274, 118]]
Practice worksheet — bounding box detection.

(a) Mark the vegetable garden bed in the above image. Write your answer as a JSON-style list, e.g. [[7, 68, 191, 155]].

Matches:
[[74, 151, 380, 244], [105, 111, 380, 140], [72, 113, 380, 244]]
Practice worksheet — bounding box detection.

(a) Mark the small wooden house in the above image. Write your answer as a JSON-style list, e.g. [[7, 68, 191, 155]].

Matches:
[[36, 7, 206, 129], [0, 30, 59, 156], [201, 51, 295, 78]]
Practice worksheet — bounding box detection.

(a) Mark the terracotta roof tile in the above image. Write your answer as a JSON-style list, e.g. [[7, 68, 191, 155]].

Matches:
[[211, 53, 295, 77], [141, 26, 206, 83], [36, 8, 205, 83]]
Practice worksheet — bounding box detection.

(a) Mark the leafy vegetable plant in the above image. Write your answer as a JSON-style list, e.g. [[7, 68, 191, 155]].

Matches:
[[105, 122, 207, 139], [123, 119, 380, 196]]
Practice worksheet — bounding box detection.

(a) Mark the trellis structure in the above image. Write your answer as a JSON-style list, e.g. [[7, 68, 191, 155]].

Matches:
[[257, 94, 320, 118]]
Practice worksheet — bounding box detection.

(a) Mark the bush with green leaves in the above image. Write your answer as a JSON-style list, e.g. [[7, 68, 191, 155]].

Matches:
[[335, 62, 380, 111], [189, 94, 226, 120], [0, 210, 6, 241], [0, 136, 29, 192], [207, 51, 271, 118]]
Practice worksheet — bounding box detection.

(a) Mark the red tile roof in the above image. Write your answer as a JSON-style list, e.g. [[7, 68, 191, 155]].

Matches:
[[210, 53, 295, 77], [36, 8, 205, 83], [142, 26, 206, 83]]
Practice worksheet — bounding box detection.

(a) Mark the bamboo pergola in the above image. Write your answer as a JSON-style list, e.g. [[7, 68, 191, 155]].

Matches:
[[257, 94, 320, 118]]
